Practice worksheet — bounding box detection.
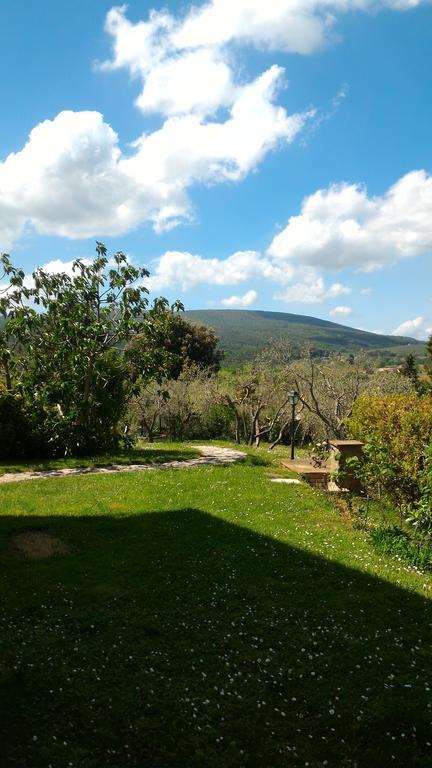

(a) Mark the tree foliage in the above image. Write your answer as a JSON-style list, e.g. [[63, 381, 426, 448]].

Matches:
[[127, 313, 223, 380], [400, 353, 420, 391], [0, 243, 181, 457], [127, 340, 417, 449], [348, 393, 432, 509]]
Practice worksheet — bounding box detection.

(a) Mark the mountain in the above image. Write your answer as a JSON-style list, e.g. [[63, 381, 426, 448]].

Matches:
[[184, 309, 425, 366]]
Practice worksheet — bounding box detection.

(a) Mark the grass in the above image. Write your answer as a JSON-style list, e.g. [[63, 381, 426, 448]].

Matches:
[[0, 442, 431, 767], [370, 527, 432, 571], [0, 441, 200, 476]]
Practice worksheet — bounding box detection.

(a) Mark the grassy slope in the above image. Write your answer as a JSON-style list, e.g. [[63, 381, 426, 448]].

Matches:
[[185, 310, 425, 365], [0, 448, 431, 768]]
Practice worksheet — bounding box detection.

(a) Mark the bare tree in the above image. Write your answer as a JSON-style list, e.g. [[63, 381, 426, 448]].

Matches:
[[292, 353, 367, 439]]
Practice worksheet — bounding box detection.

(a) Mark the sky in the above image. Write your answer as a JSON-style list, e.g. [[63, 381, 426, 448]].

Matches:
[[0, 0, 431, 338]]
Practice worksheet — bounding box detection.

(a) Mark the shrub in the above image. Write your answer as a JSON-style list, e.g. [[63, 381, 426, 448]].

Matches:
[[348, 394, 432, 506], [0, 387, 36, 459], [405, 442, 432, 534], [204, 403, 234, 439]]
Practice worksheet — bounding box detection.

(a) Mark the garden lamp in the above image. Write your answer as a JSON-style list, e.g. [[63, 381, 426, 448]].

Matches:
[[288, 390, 300, 460]]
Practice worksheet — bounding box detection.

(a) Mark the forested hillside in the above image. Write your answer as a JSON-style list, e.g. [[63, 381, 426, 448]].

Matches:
[[185, 310, 425, 365]]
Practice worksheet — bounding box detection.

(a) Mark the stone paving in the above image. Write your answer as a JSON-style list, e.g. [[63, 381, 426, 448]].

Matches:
[[0, 445, 247, 485]]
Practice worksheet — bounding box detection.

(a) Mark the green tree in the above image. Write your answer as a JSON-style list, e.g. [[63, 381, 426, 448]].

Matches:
[[127, 313, 224, 380], [400, 353, 419, 390], [427, 333, 432, 363], [0, 243, 180, 456]]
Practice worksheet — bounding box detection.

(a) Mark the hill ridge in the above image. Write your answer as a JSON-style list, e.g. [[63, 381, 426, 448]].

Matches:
[[184, 309, 424, 366]]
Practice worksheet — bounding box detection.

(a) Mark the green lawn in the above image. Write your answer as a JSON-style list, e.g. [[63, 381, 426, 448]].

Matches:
[[0, 446, 431, 767]]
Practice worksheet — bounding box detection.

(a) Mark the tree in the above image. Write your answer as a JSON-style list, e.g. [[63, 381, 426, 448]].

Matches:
[[128, 365, 219, 442], [427, 333, 432, 365], [128, 382, 169, 442], [127, 313, 224, 380], [291, 353, 367, 439], [218, 350, 301, 449], [400, 353, 419, 390], [0, 243, 180, 456]]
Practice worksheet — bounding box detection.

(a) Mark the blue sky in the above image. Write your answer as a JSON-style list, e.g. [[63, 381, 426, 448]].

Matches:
[[0, 0, 431, 338]]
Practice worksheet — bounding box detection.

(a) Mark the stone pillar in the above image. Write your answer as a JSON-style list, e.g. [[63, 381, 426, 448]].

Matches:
[[329, 440, 364, 492]]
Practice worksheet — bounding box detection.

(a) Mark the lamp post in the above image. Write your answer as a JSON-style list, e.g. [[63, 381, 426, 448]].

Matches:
[[288, 390, 300, 460]]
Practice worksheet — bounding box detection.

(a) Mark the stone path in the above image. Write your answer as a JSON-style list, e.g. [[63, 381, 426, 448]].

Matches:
[[0, 445, 247, 485], [270, 478, 302, 485]]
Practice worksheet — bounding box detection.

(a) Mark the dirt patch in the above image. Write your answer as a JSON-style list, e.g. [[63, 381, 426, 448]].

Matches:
[[8, 531, 72, 560]]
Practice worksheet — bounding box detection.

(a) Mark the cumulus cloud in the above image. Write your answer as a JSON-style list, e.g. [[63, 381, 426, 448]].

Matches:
[[268, 170, 432, 271], [0, 111, 158, 245], [221, 289, 258, 307], [128, 66, 309, 187], [147, 249, 291, 292], [1, 1, 428, 250], [274, 272, 351, 304], [102, 3, 427, 118], [146, 250, 354, 303], [329, 305, 352, 318], [0, 71, 309, 248], [392, 316, 432, 340], [172, 0, 428, 57], [101, 6, 238, 117]]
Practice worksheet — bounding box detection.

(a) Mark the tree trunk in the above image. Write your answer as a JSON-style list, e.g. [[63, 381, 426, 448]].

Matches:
[[79, 352, 95, 426], [255, 418, 261, 448], [2, 356, 12, 391], [141, 418, 154, 442], [234, 414, 240, 444], [268, 418, 291, 450]]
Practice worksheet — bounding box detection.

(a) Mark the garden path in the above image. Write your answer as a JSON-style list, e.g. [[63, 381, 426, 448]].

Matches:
[[0, 445, 246, 485]]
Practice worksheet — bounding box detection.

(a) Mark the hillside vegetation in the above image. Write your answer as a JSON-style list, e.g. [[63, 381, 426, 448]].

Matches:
[[185, 310, 424, 366]]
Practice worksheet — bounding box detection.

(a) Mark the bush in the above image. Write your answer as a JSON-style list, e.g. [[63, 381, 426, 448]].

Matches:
[[0, 351, 130, 460], [348, 394, 432, 506], [0, 387, 38, 459], [370, 527, 432, 571], [405, 442, 432, 533], [204, 404, 234, 439]]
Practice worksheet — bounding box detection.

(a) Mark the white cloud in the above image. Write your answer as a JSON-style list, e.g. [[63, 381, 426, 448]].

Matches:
[[360, 287, 372, 295], [0, 111, 149, 245], [128, 66, 309, 188], [100, 6, 173, 77], [329, 305, 352, 318], [0, 71, 309, 248], [135, 49, 237, 117], [147, 249, 291, 291], [392, 316, 432, 340], [101, 7, 238, 117], [174, 0, 428, 55], [1, 1, 428, 251], [221, 289, 258, 307], [274, 272, 351, 304], [268, 170, 432, 271], [102, 3, 427, 120], [37, 258, 93, 276]]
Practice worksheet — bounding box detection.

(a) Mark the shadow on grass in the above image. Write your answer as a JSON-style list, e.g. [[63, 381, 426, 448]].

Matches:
[[0, 508, 431, 768], [0, 447, 199, 475]]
